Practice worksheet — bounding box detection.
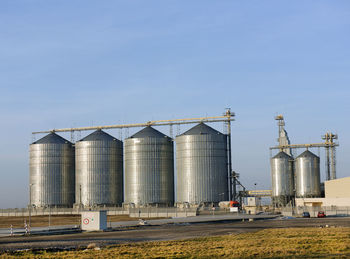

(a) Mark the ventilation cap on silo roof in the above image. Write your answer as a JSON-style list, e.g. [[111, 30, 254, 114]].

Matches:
[[32, 132, 71, 144], [129, 126, 170, 139], [78, 129, 120, 142], [179, 123, 223, 136], [272, 151, 293, 159], [296, 150, 319, 159]]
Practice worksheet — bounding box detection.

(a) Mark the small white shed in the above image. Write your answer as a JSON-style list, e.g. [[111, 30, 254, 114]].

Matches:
[[81, 210, 107, 231]]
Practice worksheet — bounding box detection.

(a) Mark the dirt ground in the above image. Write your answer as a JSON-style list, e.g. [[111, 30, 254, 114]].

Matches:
[[0, 217, 349, 252], [0, 215, 163, 228]]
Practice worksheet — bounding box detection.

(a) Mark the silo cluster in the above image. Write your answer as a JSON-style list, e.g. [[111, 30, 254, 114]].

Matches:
[[270, 149, 321, 207], [29, 123, 230, 208]]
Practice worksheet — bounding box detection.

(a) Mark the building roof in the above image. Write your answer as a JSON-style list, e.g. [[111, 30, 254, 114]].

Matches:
[[296, 150, 319, 159], [79, 129, 120, 142], [129, 126, 169, 139], [179, 123, 223, 136], [272, 151, 293, 159], [32, 132, 71, 144]]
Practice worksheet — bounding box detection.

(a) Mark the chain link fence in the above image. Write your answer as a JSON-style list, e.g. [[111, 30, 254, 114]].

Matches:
[[0, 207, 197, 217], [281, 206, 350, 217]]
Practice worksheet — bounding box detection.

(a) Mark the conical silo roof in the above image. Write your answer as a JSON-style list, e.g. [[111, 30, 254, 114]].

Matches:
[[296, 150, 319, 159], [32, 132, 71, 144], [78, 129, 119, 142], [272, 151, 293, 159], [129, 126, 169, 139], [179, 123, 223, 136]]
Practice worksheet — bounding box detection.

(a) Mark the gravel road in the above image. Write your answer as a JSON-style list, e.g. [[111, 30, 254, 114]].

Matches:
[[0, 217, 349, 252]]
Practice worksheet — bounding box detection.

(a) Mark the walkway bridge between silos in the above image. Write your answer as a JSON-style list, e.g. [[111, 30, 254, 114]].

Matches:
[[240, 190, 272, 197]]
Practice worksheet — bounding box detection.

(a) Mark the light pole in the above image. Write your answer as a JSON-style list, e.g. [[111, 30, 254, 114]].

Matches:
[[29, 183, 33, 231], [48, 205, 51, 230], [79, 184, 82, 206]]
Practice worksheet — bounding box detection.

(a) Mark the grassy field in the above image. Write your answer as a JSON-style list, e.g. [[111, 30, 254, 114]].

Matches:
[[0, 215, 160, 228], [2, 227, 350, 258]]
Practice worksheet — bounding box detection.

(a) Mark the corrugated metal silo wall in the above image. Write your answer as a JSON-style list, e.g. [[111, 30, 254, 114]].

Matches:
[[75, 140, 123, 206], [176, 134, 228, 204], [29, 143, 75, 207], [124, 138, 174, 206], [270, 155, 294, 197], [295, 153, 321, 198]]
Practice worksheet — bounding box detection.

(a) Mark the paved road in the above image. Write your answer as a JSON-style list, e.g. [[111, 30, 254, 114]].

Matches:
[[0, 225, 79, 237], [0, 214, 276, 237], [110, 214, 278, 227], [0, 217, 349, 252]]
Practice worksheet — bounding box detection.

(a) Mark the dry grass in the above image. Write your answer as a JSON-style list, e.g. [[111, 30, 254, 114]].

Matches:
[[0, 215, 164, 228], [2, 227, 350, 258]]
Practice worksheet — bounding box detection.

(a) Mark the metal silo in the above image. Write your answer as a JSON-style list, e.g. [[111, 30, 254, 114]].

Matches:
[[270, 151, 294, 206], [176, 123, 228, 205], [29, 132, 75, 208], [295, 150, 321, 198], [75, 129, 123, 207], [124, 126, 174, 207]]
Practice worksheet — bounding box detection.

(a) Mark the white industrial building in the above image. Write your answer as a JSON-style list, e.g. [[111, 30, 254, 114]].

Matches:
[[295, 176, 350, 207]]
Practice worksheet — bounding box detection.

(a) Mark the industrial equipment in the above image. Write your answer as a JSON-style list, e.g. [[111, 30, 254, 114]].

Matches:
[[270, 115, 339, 205], [322, 133, 338, 180], [275, 115, 292, 156], [176, 123, 228, 206], [294, 150, 321, 198], [270, 118, 338, 182], [31, 110, 235, 208], [270, 151, 294, 206], [124, 126, 174, 207], [75, 129, 123, 207], [29, 133, 75, 207]]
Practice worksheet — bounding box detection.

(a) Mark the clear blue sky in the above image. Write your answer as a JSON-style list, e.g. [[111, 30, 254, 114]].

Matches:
[[0, 1, 349, 208]]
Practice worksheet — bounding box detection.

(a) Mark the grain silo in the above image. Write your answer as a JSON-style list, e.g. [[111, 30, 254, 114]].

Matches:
[[124, 126, 174, 207], [75, 129, 123, 207], [176, 123, 228, 206], [295, 150, 321, 198], [29, 132, 75, 207], [270, 151, 294, 206]]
